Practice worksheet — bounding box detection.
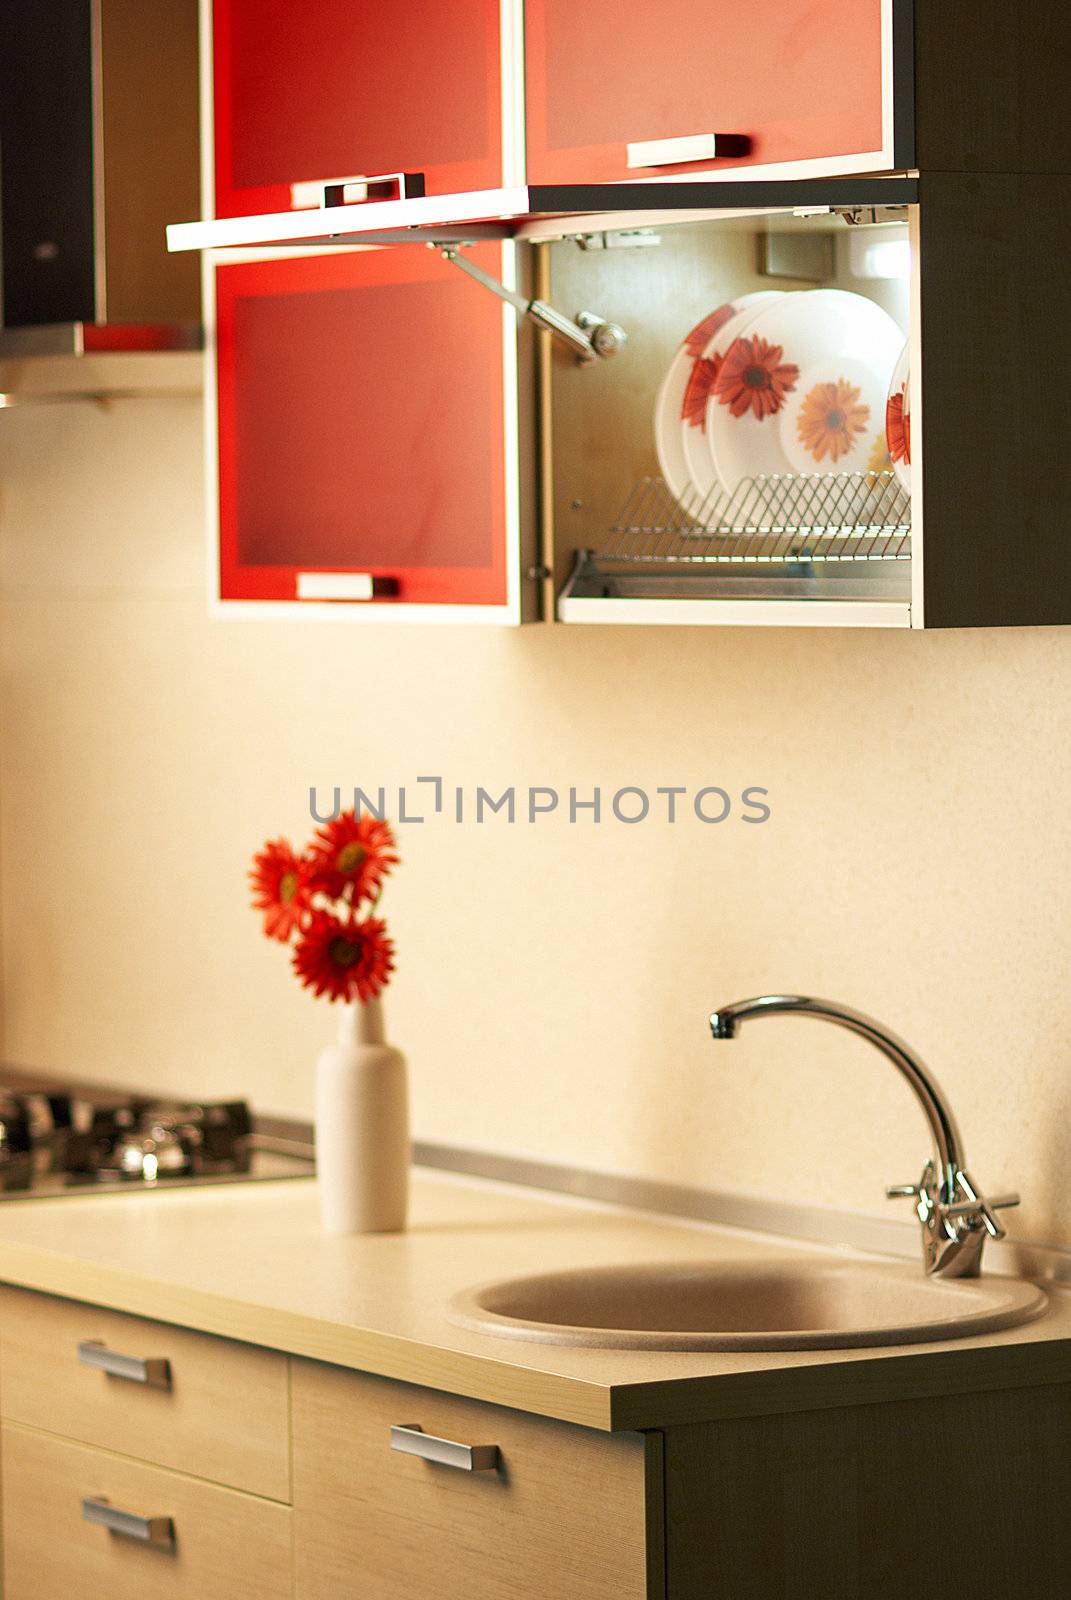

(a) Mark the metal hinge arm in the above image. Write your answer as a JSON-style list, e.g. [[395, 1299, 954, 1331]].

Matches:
[[434, 246, 626, 364]]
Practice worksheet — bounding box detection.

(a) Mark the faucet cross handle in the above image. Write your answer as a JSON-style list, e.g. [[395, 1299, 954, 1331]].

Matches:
[[885, 1160, 942, 1233], [886, 1162, 1020, 1270], [942, 1180, 1020, 1240]]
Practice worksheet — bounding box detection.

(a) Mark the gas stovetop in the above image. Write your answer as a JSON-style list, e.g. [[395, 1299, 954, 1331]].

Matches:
[[0, 1081, 314, 1199]]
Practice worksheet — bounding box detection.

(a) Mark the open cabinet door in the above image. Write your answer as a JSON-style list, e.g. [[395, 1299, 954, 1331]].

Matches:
[[210, 0, 505, 218]]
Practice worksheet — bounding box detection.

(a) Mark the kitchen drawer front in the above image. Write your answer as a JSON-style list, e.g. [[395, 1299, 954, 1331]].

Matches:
[[210, 244, 523, 617], [292, 1359, 656, 1599], [0, 1286, 289, 1501], [525, 0, 908, 185], [211, 0, 503, 218], [0, 1423, 292, 1600]]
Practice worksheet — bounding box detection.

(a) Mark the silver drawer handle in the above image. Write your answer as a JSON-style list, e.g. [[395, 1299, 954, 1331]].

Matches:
[[82, 1497, 175, 1551], [78, 1339, 172, 1389], [390, 1423, 499, 1473]]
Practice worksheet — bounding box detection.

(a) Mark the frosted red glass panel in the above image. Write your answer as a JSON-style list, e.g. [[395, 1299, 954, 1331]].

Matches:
[[214, 247, 509, 605], [525, 0, 886, 183], [212, 0, 502, 217]]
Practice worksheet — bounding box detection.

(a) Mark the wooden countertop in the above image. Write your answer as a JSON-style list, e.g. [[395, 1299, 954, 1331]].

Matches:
[[0, 1170, 1067, 1431]]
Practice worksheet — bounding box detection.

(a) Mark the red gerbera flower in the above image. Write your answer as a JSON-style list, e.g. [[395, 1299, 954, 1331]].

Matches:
[[714, 335, 799, 421], [683, 302, 735, 360], [292, 911, 394, 1003], [886, 385, 911, 465], [680, 355, 721, 429], [307, 810, 398, 905], [249, 839, 310, 943]]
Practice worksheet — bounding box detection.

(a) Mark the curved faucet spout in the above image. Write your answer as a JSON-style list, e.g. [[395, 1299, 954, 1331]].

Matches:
[[709, 995, 964, 1195], [708, 995, 1019, 1277]]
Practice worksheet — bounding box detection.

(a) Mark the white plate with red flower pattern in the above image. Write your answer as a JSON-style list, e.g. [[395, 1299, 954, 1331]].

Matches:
[[777, 292, 904, 478], [653, 292, 780, 507], [677, 292, 782, 503], [885, 343, 912, 492], [704, 289, 904, 495]]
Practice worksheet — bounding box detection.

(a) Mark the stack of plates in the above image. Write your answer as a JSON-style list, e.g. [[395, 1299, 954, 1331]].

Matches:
[[654, 289, 910, 506], [885, 344, 911, 491]]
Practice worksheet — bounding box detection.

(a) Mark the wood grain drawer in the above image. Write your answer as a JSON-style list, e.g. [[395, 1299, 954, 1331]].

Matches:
[[0, 1286, 289, 1501], [292, 1359, 660, 1599], [0, 1423, 291, 1600]]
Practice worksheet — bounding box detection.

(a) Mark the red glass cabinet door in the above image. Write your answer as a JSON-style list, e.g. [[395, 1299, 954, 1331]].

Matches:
[[212, 0, 502, 217], [212, 246, 514, 612], [525, 0, 897, 183]]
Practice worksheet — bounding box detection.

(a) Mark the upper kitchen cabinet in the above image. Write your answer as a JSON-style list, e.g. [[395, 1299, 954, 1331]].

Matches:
[[524, 0, 1071, 186], [524, 0, 909, 185], [209, 242, 535, 620], [0, 0, 200, 355], [166, 2, 1071, 630], [210, 0, 506, 219]]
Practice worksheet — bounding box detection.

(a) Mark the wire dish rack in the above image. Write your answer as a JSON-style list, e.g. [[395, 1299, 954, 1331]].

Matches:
[[602, 470, 911, 565], [557, 470, 912, 615]]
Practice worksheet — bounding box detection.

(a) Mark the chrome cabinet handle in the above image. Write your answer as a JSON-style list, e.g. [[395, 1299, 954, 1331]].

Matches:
[[295, 572, 399, 602], [82, 1497, 175, 1551], [390, 1423, 499, 1472], [626, 133, 750, 168], [322, 170, 425, 206], [78, 1339, 171, 1389]]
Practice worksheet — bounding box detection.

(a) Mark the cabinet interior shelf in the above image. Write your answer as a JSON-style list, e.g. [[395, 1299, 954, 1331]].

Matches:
[[0, 352, 205, 407], [558, 471, 913, 622]]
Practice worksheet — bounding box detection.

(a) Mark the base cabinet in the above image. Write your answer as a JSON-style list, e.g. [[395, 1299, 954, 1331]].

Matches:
[[0, 1424, 292, 1600], [0, 1283, 1067, 1599], [664, 1384, 1071, 1600], [0, 1282, 290, 1499], [290, 1359, 658, 1599]]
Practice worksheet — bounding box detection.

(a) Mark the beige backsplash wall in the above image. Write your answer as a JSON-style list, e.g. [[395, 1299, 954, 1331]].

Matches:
[[1, 394, 1069, 1247]]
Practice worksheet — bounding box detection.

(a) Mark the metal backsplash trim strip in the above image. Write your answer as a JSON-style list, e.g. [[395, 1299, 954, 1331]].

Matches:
[[5, 1077, 1066, 1286]]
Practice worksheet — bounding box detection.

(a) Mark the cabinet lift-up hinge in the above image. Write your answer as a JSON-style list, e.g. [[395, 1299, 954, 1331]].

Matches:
[[791, 205, 910, 227], [434, 245, 627, 365]]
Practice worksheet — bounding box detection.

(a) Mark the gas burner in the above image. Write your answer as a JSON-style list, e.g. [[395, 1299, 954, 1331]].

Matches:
[[0, 1077, 311, 1200], [106, 1118, 202, 1181], [69, 1099, 255, 1182], [0, 1091, 74, 1159]]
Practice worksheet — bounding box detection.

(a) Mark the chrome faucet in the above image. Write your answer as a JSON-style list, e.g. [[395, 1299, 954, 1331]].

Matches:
[[708, 995, 1020, 1278]]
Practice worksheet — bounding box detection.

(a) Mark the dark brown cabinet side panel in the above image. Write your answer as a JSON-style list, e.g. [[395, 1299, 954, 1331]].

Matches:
[[918, 171, 1071, 628], [100, 0, 200, 324], [915, 2, 1071, 174], [664, 1383, 1071, 1599]]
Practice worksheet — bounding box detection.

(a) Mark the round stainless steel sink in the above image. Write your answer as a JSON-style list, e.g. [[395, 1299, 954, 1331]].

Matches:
[[449, 1258, 1048, 1352]]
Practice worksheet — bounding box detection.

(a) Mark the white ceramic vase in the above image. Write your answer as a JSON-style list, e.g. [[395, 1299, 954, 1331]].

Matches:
[[314, 997, 409, 1234]]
